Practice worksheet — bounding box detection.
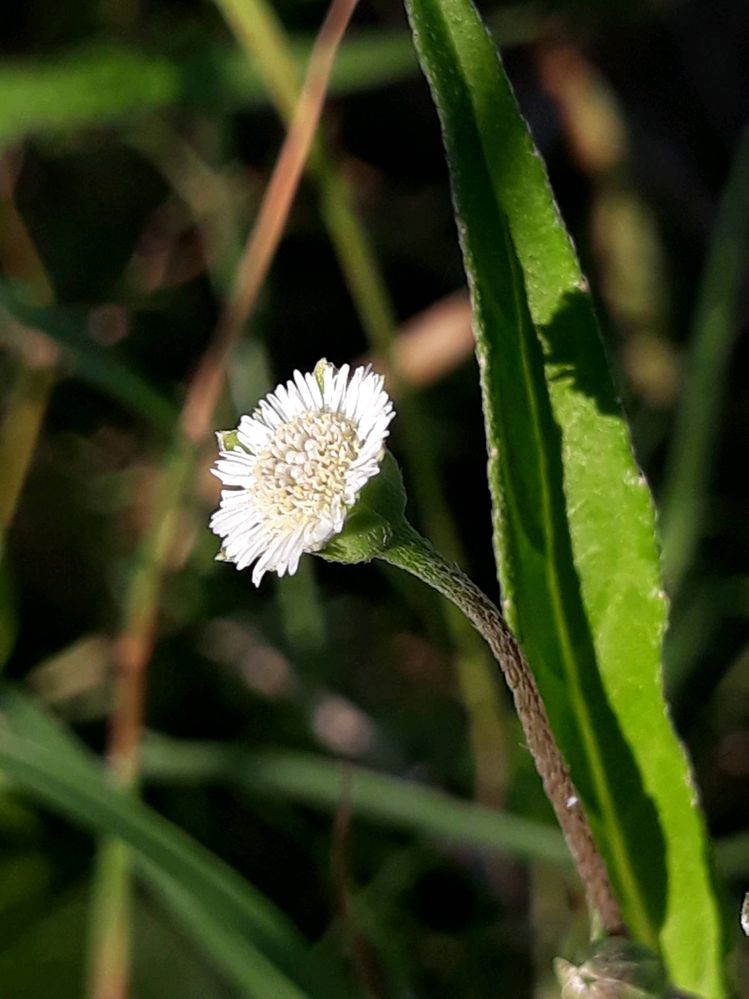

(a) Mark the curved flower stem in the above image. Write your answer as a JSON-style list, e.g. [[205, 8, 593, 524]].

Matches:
[[381, 520, 624, 936], [217, 0, 510, 809]]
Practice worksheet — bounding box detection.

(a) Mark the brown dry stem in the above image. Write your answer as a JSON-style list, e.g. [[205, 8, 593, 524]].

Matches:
[[382, 523, 625, 935]]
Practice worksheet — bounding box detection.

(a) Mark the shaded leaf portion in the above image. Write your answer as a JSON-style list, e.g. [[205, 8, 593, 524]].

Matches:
[[403, 0, 725, 993], [0, 686, 348, 998]]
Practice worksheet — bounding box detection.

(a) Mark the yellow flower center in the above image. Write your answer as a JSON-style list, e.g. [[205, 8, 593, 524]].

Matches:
[[252, 411, 359, 526]]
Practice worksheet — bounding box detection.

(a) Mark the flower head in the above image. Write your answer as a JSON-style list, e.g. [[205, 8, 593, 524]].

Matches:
[[210, 361, 395, 585]]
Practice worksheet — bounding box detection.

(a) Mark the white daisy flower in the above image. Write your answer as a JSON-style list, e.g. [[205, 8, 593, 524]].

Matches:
[[210, 361, 395, 586]]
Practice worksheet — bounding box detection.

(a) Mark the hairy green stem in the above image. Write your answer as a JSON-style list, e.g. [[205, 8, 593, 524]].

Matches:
[[381, 521, 624, 935]]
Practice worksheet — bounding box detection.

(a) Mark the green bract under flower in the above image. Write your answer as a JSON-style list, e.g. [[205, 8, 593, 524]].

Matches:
[[210, 360, 396, 585]]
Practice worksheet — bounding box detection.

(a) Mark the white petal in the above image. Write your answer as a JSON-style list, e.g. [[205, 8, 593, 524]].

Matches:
[[209, 359, 395, 584]]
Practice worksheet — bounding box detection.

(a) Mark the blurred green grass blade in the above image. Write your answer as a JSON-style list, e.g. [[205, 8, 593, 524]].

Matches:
[[0, 683, 99, 764], [660, 128, 749, 594], [0, 686, 347, 998], [141, 734, 569, 865], [0, 34, 414, 147], [665, 576, 748, 713], [87, 837, 132, 998], [0, 883, 241, 998], [133, 859, 308, 999], [403, 0, 726, 993], [0, 12, 544, 144], [714, 832, 749, 881], [0, 45, 180, 148], [0, 20, 540, 146], [0, 286, 176, 433]]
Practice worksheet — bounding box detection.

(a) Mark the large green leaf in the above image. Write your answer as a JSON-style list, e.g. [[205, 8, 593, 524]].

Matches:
[[0, 686, 348, 998], [403, 0, 726, 994]]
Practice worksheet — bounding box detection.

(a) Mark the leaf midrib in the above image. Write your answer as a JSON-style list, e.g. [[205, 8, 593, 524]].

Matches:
[[497, 223, 654, 944]]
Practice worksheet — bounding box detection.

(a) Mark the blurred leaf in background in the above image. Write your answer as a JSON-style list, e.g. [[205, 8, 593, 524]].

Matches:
[[0, 0, 747, 996]]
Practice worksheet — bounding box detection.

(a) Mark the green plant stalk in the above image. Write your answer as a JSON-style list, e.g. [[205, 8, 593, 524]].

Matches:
[[141, 736, 570, 863], [87, 838, 131, 999], [380, 521, 623, 934], [215, 0, 510, 806], [661, 128, 749, 594], [88, 444, 194, 999]]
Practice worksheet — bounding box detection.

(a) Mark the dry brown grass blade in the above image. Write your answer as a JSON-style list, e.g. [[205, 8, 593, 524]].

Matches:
[[363, 290, 473, 390], [93, 3, 361, 996], [108, 0, 360, 791], [181, 0, 360, 444]]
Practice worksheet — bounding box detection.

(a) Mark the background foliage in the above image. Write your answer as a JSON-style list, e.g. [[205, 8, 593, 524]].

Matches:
[[0, 0, 747, 995]]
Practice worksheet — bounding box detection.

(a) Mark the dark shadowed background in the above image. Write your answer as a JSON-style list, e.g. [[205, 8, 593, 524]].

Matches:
[[0, 0, 747, 995]]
